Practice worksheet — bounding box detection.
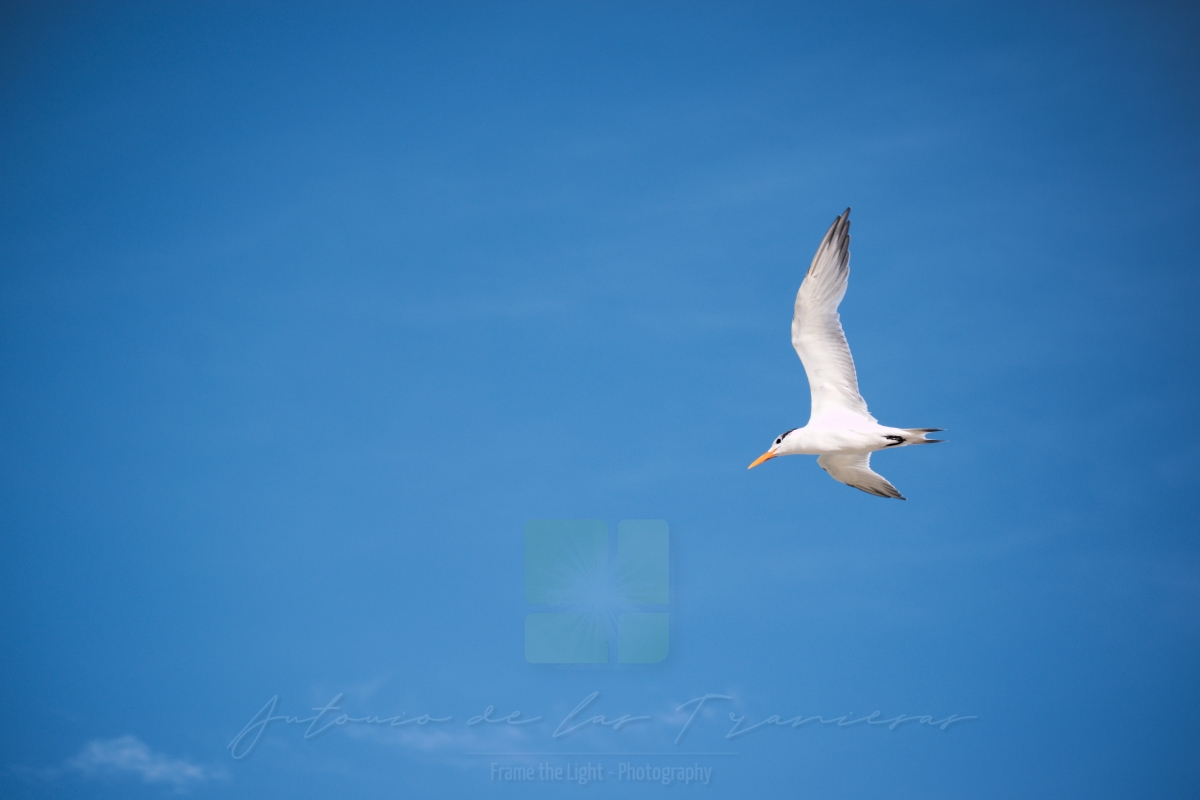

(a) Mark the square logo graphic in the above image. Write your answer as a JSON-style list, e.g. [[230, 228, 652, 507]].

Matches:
[[524, 520, 670, 665]]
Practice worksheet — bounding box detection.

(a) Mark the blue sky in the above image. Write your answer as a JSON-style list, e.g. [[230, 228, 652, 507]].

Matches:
[[1, 1, 1198, 797]]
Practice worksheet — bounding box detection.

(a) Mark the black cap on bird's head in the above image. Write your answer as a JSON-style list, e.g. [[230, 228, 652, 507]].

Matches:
[[774, 428, 798, 446], [748, 428, 798, 469]]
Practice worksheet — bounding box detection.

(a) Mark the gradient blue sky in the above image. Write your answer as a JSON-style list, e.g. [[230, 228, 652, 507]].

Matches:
[[2, 2, 1198, 797]]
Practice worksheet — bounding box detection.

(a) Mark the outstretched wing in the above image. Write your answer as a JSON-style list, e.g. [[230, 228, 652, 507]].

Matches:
[[791, 208, 874, 423], [816, 453, 904, 500]]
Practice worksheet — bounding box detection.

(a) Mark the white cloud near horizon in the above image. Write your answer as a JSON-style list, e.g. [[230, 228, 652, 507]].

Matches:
[[68, 735, 219, 790]]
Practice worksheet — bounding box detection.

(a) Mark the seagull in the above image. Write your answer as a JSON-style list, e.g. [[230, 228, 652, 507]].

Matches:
[[747, 208, 942, 499]]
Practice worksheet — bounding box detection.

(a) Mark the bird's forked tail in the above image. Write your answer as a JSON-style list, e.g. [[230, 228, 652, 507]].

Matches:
[[903, 428, 945, 444]]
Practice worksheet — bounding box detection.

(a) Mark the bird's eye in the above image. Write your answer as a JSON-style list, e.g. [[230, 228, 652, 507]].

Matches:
[[774, 438, 782, 445]]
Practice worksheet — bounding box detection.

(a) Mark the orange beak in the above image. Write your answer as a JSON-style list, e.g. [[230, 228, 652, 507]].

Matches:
[[747, 449, 778, 469]]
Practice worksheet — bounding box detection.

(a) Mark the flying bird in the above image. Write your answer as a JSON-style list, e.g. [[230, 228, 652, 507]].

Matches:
[[747, 208, 942, 499]]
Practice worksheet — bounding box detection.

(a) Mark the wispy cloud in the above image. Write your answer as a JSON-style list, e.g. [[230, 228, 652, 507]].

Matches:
[[68, 735, 220, 791]]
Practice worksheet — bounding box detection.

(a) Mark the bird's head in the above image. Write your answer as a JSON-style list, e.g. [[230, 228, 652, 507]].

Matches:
[[748, 428, 798, 469]]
